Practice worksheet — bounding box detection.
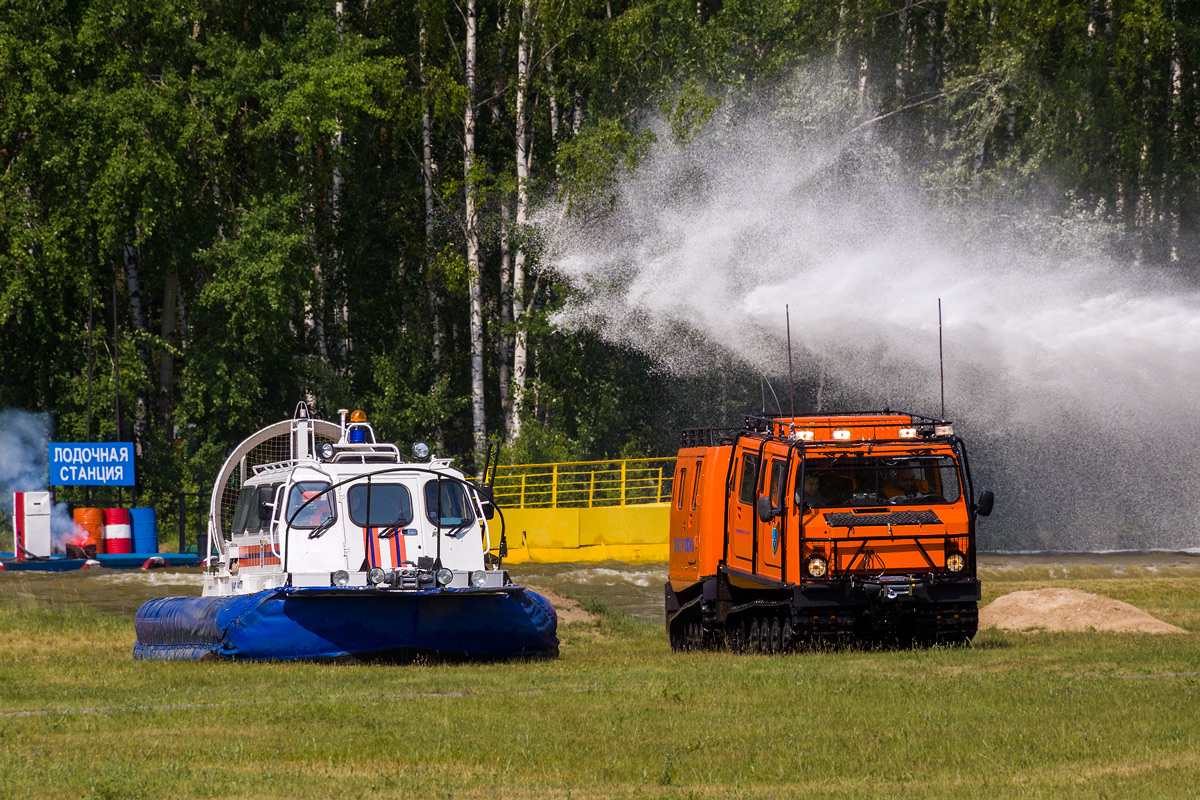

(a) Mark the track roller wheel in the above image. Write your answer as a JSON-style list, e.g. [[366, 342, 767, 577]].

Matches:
[[729, 619, 747, 653], [669, 621, 686, 652], [769, 617, 782, 654], [748, 618, 761, 654]]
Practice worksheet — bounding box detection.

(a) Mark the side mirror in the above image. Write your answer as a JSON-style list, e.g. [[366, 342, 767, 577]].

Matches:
[[482, 500, 495, 520], [756, 495, 777, 523], [976, 490, 995, 518], [256, 486, 276, 525]]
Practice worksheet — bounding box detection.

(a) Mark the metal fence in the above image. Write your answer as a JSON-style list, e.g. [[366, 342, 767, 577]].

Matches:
[[488, 457, 677, 509]]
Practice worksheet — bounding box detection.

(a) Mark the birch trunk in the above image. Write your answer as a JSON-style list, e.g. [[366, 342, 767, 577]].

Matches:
[[158, 266, 179, 424], [492, 2, 512, 433], [465, 0, 487, 468], [420, 9, 445, 450], [123, 230, 150, 456], [509, 0, 533, 440], [547, 47, 559, 140], [331, 1, 349, 371]]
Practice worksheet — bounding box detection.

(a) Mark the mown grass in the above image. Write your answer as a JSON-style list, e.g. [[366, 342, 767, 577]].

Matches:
[[1, 574, 1198, 799]]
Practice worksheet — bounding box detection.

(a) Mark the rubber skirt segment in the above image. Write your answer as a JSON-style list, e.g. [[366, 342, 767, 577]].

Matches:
[[133, 588, 559, 661]]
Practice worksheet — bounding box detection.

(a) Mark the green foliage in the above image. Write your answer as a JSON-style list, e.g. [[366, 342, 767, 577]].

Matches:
[[554, 118, 657, 212], [2, 0, 1200, 517], [663, 78, 721, 145]]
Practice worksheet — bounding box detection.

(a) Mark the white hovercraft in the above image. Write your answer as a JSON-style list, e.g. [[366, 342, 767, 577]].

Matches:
[[133, 403, 557, 661]]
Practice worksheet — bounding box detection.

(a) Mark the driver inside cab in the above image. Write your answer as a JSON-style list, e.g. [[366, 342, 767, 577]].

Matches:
[[293, 488, 334, 527], [882, 468, 930, 502]]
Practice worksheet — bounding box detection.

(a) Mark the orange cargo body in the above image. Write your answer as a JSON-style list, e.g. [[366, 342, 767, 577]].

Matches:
[[665, 412, 994, 653]]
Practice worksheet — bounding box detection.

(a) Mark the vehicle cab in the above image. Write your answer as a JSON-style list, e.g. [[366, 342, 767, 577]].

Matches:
[[204, 405, 503, 597]]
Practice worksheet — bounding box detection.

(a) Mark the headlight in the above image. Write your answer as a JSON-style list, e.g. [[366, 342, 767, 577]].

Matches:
[[805, 555, 828, 579], [368, 567, 386, 585], [946, 551, 966, 573], [413, 442, 430, 460], [436, 567, 454, 586], [317, 441, 335, 460], [470, 570, 489, 588], [331, 569, 350, 587]]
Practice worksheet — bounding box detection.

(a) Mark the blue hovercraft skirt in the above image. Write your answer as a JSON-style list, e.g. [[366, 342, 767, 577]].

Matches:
[[133, 586, 558, 661]]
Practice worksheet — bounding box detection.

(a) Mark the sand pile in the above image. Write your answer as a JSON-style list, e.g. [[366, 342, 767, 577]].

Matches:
[[980, 588, 1187, 633], [527, 585, 596, 624]]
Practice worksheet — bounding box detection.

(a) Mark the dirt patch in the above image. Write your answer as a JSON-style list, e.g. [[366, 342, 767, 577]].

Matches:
[[526, 585, 596, 625], [980, 588, 1188, 634]]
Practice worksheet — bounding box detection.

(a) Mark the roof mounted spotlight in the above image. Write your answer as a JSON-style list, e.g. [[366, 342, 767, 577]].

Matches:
[[412, 442, 430, 460], [348, 409, 368, 443], [316, 441, 335, 461]]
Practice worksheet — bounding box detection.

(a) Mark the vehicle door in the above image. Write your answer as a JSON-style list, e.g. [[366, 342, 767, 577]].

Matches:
[[728, 446, 760, 570], [348, 481, 417, 571], [755, 454, 787, 581], [420, 476, 483, 571], [279, 473, 339, 573]]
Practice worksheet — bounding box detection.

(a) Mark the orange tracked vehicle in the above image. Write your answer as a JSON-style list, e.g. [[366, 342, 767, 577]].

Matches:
[[665, 412, 994, 651]]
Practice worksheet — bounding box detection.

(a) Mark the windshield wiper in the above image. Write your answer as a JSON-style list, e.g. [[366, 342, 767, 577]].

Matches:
[[307, 517, 336, 539]]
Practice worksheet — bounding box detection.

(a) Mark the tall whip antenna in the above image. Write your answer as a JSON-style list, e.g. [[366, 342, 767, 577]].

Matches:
[[938, 298, 945, 419], [786, 304, 795, 418]]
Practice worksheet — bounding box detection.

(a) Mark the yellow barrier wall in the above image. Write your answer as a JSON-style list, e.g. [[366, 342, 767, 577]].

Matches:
[[491, 503, 670, 564]]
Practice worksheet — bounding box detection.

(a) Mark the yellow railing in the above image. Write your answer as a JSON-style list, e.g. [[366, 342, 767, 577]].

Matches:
[[488, 457, 677, 509]]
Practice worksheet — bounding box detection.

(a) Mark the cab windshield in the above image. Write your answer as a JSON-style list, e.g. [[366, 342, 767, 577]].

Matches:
[[286, 481, 336, 528], [796, 455, 961, 509], [423, 480, 475, 527]]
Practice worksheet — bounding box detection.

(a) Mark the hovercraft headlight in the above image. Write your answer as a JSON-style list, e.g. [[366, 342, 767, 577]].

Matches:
[[805, 555, 828, 579], [331, 569, 350, 587], [317, 441, 335, 461], [368, 567, 387, 586], [946, 551, 967, 573], [470, 570, 490, 588], [436, 567, 454, 587]]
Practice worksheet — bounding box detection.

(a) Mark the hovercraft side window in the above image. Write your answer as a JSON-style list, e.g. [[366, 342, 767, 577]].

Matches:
[[231, 487, 256, 533], [423, 480, 475, 527], [231, 485, 279, 533], [286, 481, 336, 528], [348, 484, 414, 528]]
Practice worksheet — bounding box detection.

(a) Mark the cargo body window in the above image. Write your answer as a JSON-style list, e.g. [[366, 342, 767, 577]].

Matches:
[[676, 468, 688, 509], [738, 454, 760, 505], [691, 460, 703, 510], [348, 484, 413, 528], [423, 480, 476, 526]]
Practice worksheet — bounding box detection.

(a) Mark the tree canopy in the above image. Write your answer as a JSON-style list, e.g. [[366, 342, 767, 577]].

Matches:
[[3, 0, 1198, 519]]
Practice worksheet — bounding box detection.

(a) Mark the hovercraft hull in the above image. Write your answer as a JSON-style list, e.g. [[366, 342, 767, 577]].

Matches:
[[133, 587, 558, 661]]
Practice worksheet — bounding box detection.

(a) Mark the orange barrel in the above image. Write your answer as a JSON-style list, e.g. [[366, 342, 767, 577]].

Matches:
[[73, 508, 106, 554], [103, 508, 133, 554]]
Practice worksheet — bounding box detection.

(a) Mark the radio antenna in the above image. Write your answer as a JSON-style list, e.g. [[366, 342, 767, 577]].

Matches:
[[938, 298, 945, 419], [786, 304, 795, 418]]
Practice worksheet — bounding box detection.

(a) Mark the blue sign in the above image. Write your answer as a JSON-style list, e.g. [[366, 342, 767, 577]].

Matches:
[[49, 442, 135, 486]]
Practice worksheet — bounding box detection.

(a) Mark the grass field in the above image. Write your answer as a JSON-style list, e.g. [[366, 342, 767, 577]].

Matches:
[[1, 571, 1198, 799]]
